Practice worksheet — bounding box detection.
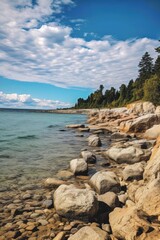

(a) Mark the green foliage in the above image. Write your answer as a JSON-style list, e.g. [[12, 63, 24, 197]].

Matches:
[[143, 75, 160, 105], [75, 49, 160, 109]]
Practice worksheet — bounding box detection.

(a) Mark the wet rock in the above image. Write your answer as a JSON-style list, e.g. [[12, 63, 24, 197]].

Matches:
[[70, 158, 88, 175], [87, 135, 102, 147], [78, 127, 90, 132], [90, 171, 120, 194], [44, 178, 66, 188], [66, 124, 85, 128], [81, 150, 96, 164], [56, 170, 74, 180], [53, 184, 98, 220]]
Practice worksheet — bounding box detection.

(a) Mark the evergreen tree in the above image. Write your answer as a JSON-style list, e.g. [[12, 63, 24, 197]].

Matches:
[[138, 52, 154, 81], [154, 56, 160, 77], [144, 75, 160, 105]]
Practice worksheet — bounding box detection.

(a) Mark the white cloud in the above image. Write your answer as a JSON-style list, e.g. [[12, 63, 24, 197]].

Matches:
[[0, 91, 71, 109], [0, 0, 159, 91]]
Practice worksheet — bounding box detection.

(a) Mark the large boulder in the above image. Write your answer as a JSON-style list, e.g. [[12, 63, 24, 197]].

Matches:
[[144, 124, 160, 139], [122, 162, 145, 181], [109, 204, 150, 240], [68, 226, 109, 240], [70, 158, 88, 175], [120, 114, 160, 133], [53, 184, 98, 220], [143, 136, 160, 181], [81, 150, 96, 163], [90, 171, 120, 194], [105, 146, 151, 164], [87, 135, 102, 147]]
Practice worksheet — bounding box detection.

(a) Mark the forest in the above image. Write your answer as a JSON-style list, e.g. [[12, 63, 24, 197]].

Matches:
[[75, 43, 160, 109]]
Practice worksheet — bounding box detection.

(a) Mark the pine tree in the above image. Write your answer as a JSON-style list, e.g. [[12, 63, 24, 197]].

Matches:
[[138, 52, 154, 81], [154, 56, 160, 77]]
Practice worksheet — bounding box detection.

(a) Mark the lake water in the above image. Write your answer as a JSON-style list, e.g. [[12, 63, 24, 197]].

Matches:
[[0, 110, 88, 190]]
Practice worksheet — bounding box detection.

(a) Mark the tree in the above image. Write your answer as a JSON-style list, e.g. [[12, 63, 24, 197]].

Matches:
[[138, 52, 154, 81], [154, 56, 160, 77], [143, 75, 160, 105]]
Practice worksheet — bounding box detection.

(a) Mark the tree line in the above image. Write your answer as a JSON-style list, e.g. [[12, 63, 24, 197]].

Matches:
[[75, 43, 160, 108]]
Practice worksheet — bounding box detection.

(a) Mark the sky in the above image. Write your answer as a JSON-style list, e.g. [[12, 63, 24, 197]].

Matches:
[[0, 0, 160, 109]]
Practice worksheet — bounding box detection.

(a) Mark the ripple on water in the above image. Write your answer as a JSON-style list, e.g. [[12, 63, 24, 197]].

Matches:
[[17, 135, 38, 140]]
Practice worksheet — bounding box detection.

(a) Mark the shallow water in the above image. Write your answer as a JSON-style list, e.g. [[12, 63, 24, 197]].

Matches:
[[0, 110, 88, 189]]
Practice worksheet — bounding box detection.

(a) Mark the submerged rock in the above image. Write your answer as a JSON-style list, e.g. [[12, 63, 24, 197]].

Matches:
[[53, 184, 98, 220], [66, 124, 85, 128], [90, 171, 120, 194], [44, 178, 66, 188], [88, 135, 102, 147]]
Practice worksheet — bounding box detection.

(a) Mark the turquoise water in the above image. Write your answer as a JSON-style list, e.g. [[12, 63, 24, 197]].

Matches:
[[0, 110, 87, 189]]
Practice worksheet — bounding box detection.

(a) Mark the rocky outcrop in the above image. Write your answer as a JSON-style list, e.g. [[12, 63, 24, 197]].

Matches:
[[143, 136, 160, 181], [144, 124, 160, 139], [68, 226, 109, 240], [109, 203, 150, 240], [87, 135, 102, 147], [53, 184, 98, 220], [70, 158, 88, 175], [122, 162, 145, 181], [81, 150, 96, 163], [127, 101, 156, 115], [90, 171, 120, 194], [105, 146, 151, 164], [120, 114, 160, 133]]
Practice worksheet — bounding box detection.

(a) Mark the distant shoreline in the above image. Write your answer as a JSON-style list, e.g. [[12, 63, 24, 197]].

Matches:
[[0, 107, 90, 114]]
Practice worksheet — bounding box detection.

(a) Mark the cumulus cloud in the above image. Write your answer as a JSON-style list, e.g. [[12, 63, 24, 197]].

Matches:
[[0, 0, 159, 90], [0, 92, 71, 109]]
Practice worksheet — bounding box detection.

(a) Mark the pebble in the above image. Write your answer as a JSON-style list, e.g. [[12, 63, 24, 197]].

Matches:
[[38, 219, 48, 226], [42, 199, 53, 209], [53, 231, 65, 240]]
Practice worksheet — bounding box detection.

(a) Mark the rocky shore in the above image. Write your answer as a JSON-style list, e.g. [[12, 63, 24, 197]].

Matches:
[[1, 101, 160, 240]]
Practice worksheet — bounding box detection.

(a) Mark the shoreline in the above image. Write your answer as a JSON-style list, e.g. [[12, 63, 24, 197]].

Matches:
[[1, 101, 160, 239]]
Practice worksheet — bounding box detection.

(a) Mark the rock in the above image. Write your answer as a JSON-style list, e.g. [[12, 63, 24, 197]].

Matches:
[[98, 191, 120, 208], [53, 184, 98, 220], [70, 158, 88, 175], [22, 193, 32, 200], [127, 101, 155, 115], [78, 127, 90, 132], [135, 178, 160, 217], [44, 178, 66, 188], [143, 136, 160, 181], [38, 219, 48, 226], [110, 132, 130, 140], [66, 124, 85, 128], [56, 170, 74, 180], [88, 135, 102, 147], [120, 114, 160, 133], [90, 171, 120, 194], [122, 162, 145, 181], [105, 146, 151, 164], [101, 224, 111, 233], [155, 106, 160, 114], [81, 150, 96, 163], [109, 205, 150, 240], [118, 193, 128, 204], [53, 231, 65, 240], [68, 226, 109, 240], [144, 124, 160, 139], [42, 199, 53, 209]]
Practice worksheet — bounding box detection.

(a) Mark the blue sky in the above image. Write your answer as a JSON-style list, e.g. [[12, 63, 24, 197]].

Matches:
[[0, 0, 159, 109]]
